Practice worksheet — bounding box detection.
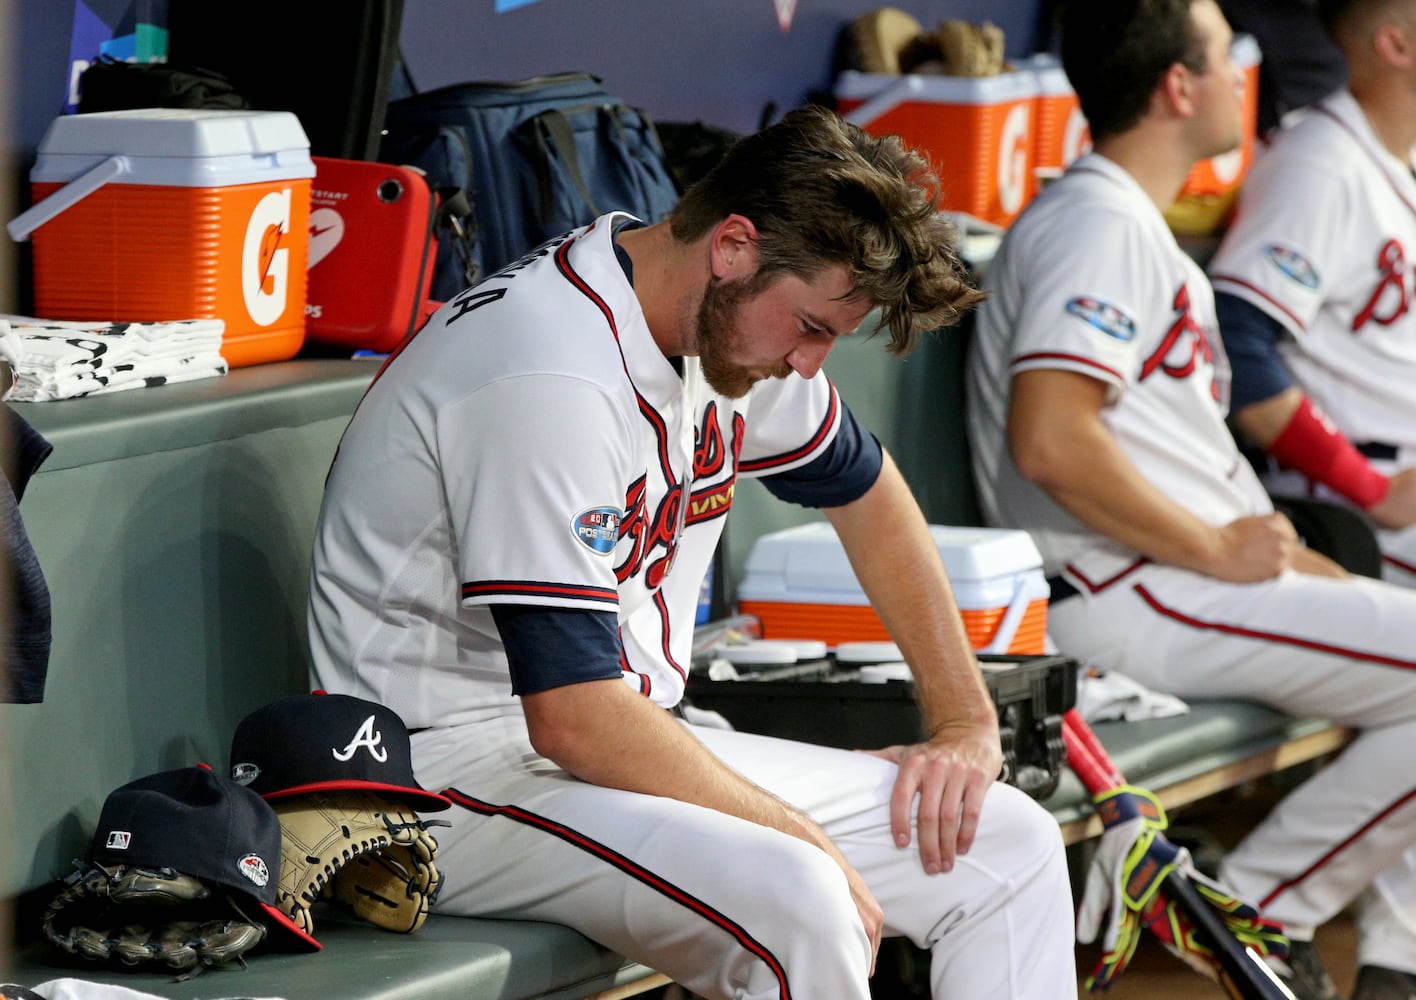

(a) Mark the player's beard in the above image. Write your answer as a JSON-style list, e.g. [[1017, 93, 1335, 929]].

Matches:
[[695, 275, 791, 398]]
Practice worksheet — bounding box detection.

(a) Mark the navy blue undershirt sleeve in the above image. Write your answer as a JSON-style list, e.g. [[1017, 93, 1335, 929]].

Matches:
[[760, 402, 884, 508], [1215, 291, 1296, 411], [490, 604, 624, 696]]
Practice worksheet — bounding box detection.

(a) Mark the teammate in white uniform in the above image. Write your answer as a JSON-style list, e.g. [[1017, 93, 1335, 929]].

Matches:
[[966, 2, 1416, 998], [308, 106, 1075, 999], [1209, 0, 1416, 588]]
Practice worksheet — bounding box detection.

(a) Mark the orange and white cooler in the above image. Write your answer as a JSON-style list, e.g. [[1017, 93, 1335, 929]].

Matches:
[[8, 109, 316, 368], [835, 70, 1038, 228], [1024, 54, 1089, 191], [735, 521, 1050, 654]]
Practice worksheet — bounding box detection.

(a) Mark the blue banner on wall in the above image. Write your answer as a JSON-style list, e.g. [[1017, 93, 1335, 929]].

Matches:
[[65, 0, 169, 113], [495, 0, 543, 10]]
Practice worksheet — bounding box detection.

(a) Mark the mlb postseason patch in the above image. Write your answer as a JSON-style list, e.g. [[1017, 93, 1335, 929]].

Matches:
[[1065, 296, 1137, 342], [238, 853, 270, 888], [1265, 245, 1320, 289], [572, 506, 621, 554]]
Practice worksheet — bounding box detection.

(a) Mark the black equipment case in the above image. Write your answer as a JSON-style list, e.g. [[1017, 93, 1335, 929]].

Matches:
[[684, 653, 1077, 801]]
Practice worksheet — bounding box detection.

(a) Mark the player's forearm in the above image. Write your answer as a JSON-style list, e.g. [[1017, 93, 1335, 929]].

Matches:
[[1009, 375, 1229, 575], [522, 679, 836, 851], [824, 453, 998, 737]]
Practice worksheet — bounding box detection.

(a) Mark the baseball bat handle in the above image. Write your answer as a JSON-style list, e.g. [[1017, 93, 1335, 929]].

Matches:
[[1062, 711, 1296, 1000], [1162, 872, 1297, 1000]]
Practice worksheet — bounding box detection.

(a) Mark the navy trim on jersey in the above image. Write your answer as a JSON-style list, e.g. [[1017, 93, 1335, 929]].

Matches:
[[555, 231, 678, 486], [1013, 350, 1125, 384], [760, 404, 883, 508], [1215, 292, 1294, 410], [739, 384, 841, 474], [490, 605, 624, 696], [462, 580, 619, 607], [442, 789, 795, 999]]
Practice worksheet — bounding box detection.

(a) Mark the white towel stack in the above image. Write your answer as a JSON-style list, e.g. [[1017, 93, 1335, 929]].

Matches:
[[1, 316, 228, 402]]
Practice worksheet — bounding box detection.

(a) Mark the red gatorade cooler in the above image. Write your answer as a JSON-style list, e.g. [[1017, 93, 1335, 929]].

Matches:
[[8, 109, 315, 368]]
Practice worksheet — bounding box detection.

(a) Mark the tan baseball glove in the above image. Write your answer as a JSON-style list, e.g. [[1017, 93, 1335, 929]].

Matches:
[[270, 789, 445, 935]]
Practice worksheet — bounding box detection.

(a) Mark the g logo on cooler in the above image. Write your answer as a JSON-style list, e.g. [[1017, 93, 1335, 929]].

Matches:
[[998, 103, 1032, 216], [242, 188, 293, 327]]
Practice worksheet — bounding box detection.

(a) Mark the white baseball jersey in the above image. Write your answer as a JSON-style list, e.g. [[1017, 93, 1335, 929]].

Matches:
[[307, 213, 1081, 997], [968, 152, 1416, 970], [308, 214, 842, 729], [967, 152, 1273, 578], [1210, 89, 1416, 453]]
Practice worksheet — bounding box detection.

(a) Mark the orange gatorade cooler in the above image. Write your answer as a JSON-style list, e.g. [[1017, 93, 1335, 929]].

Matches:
[[736, 522, 1050, 654], [1025, 54, 1089, 192], [835, 70, 1037, 227], [8, 109, 316, 368]]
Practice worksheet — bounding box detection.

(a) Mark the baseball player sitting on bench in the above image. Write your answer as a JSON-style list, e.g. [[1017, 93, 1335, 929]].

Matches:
[[966, 2, 1416, 998], [1209, 0, 1416, 589], [306, 106, 1076, 998]]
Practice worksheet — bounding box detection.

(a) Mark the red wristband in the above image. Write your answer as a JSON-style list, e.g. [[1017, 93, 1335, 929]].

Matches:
[[1267, 396, 1390, 509]]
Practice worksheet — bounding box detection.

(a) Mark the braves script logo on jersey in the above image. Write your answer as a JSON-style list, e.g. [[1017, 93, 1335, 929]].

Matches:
[[333, 715, 389, 763], [573, 506, 622, 554], [617, 402, 742, 590], [1141, 284, 1218, 398], [1264, 244, 1320, 290], [1066, 296, 1137, 342], [1354, 238, 1410, 332]]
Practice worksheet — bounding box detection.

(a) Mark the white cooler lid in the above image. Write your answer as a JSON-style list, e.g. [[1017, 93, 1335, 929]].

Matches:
[[31, 109, 315, 186], [741, 521, 1042, 591]]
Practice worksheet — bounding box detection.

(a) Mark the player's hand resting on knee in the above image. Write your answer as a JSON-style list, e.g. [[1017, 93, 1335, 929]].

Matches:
[[864, 720, 1003, 875], [1207, 513, 1298, 582]]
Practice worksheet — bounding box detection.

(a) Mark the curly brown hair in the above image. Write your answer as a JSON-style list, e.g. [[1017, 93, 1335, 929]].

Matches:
[[668, 105, 984, 355]]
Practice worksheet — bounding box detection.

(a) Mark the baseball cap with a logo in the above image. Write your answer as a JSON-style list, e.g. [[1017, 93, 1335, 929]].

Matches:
[[229, 691, 450, 811], [89, 765, 321, 951]]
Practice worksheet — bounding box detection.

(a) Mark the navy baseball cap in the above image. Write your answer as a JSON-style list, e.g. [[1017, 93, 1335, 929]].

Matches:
[[89, 765, 320, 952], [229, 691, 450, 812]]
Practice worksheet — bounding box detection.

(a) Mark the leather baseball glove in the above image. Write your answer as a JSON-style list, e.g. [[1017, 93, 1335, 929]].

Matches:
[[271, 789, 445, 935], [41, 861, 267, 974]]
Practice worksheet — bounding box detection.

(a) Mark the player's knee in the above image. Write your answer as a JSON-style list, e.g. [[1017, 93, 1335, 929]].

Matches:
[[755, 839, 866, 939], [979, 783, 1069, 880]]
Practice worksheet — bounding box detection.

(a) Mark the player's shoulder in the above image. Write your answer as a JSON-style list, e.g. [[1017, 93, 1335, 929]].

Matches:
[[998, 168, 1153, 276]]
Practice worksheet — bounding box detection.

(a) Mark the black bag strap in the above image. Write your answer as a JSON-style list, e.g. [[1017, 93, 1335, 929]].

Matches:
[[525, 108, 602, 223]]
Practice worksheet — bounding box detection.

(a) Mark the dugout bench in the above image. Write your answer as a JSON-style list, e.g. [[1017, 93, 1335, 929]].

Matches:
[[0, 340, 1350, 997]]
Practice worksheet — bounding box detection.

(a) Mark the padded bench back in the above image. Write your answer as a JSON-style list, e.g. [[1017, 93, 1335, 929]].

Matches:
[[0, 361, 374, 897]]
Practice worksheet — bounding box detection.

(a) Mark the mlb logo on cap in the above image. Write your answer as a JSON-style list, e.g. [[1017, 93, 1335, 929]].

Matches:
[[90, 765, 321, 952], [230, 691, 450, 811]]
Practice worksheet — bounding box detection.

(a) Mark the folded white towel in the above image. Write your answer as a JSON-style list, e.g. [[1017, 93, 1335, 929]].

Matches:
[[2, 316, 227, 401]]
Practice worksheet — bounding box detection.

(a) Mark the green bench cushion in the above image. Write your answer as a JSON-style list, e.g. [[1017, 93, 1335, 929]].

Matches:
[[1042, 701, 1338, 825], [7, 911, 658, 1000]]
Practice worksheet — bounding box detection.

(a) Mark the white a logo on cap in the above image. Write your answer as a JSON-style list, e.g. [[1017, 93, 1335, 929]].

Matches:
[[333, 714, 388, 763]]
